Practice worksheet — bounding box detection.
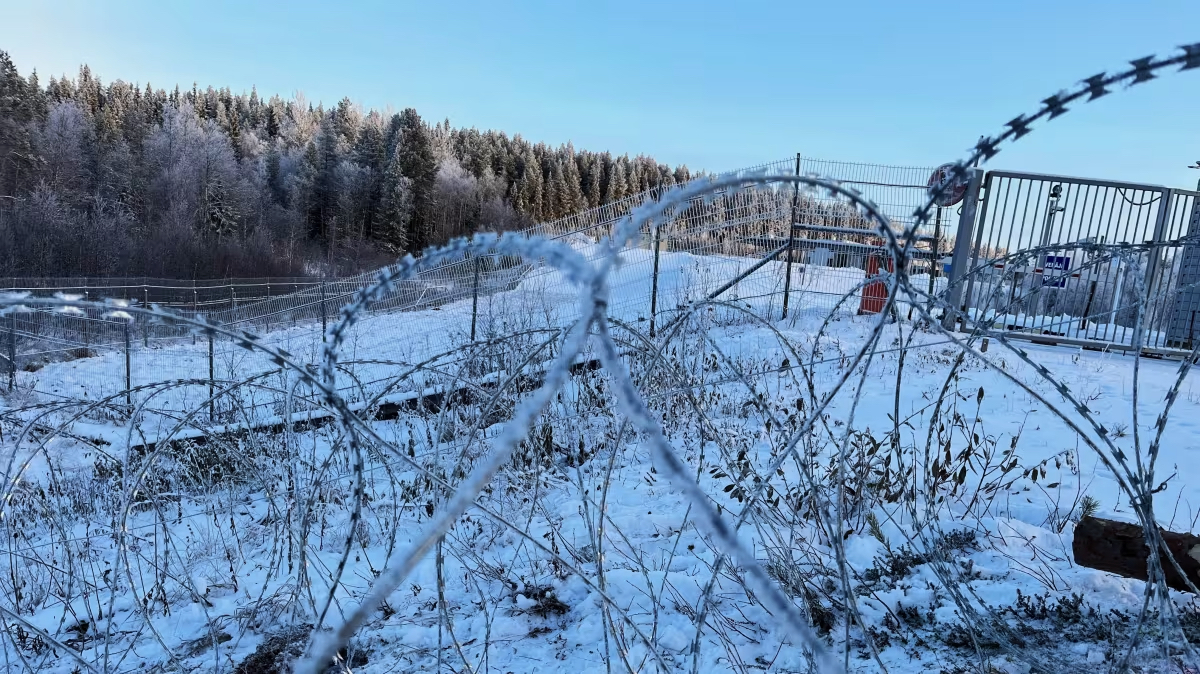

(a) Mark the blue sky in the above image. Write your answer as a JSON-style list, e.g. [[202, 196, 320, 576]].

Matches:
[[2, 0, 1199, 188]]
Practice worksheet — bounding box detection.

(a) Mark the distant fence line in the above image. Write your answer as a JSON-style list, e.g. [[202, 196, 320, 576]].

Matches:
[[5, 155, 933, 395], [29, 154, 1199, 399]]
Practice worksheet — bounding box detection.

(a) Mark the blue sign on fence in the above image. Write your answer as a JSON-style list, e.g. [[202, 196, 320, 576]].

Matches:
[[1042, 255, 1071, 288]]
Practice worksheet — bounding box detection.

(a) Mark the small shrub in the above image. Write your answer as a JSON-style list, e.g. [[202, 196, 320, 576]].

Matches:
[[515, 585, 570, 618]]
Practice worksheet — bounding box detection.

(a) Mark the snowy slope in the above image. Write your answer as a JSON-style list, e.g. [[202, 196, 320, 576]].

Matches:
[[1, 242, 1197, 674]]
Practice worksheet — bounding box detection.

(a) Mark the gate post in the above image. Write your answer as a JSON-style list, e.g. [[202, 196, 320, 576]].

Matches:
[[1163, 197, 1200, 349], [782, 152, 801, 320], [941, 168, 985, 331], [1143, 187, 1174, 349]]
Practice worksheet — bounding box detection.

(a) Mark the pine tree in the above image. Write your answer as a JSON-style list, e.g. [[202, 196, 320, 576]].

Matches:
[[354, 117, 385, 239], [297, 139, 321, 239], [547, 159, 570, 220], [202, 177, 238, 240], [0, 51, 35, 197], [247, 85, 261, 128], [515, 146, 543, 220], [395, 108, 437, 254], [216, 100, 242, 160], [334, 96, 360, 149], [377, 142, 413, 251], [584, 155, 602, 208], [265, 101, 281, 139], [76, 65, 101, 116], [311, 115, 340, 243], [0, 57, 694, 277], [25, 70, 46, 119], [266, 147, 285, 205], [561, 144, 584, 214], [607, 157, 628, 203]]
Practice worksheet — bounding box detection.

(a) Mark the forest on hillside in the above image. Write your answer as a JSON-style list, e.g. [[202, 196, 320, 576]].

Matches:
[[0, 52, 695, 279]]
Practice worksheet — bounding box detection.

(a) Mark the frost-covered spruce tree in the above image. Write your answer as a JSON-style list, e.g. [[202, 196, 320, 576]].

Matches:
[[396, 108, 438, 255]]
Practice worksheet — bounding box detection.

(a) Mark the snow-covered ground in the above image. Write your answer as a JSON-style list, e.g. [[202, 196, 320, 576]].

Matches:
[[2, 241, 1197, 674], [10, 245, 873, 437]]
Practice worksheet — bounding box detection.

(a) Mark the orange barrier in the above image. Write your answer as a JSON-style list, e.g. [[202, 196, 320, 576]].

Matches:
[[858, 254, 893, 315]]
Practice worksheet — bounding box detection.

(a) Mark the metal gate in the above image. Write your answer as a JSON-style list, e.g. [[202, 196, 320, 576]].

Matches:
[[946, 169, 1200, 353]]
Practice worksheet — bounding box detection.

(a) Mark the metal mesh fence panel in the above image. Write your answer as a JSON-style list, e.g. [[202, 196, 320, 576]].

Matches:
[[957, 170, 1200, 352], [4, 157, 946, 405]]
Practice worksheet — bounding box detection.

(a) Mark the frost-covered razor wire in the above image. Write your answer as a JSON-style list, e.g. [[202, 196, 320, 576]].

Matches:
[[3, 45, 1200, 674]]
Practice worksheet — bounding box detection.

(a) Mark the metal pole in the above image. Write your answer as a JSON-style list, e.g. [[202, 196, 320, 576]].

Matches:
[[6, 314, 14, 392], [913, 205, 943, 322], [1143, 188, 1174, 349], [320, 277, 328, 342], [83, 286, 90, 352], [192, 281, 198, 345], [124, 322, 132, 409], [781, 152, 801, 320], [649, 224, 662, 338], [960, 172, 995, 322], [929, 205, 943, 297], [941, 168, 986, 331], [142, 284, 149, 347], [208, 331, 215, 422], [470, 255, 481, 341]]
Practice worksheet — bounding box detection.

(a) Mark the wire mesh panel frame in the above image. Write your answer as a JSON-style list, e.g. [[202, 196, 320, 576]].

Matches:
[[955, 169, 1200, 353]]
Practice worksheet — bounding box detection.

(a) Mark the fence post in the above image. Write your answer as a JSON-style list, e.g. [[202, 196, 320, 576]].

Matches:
[[782, 153, 801, 320], [208, 330, 215, 422], [142, 284, 150, 348], [649, 223, 663, 337], [83, 286, 90, 352], [928, 205, 943, 298], [941, 168, 986, 331], [470, 254, 481, 341], [6, 313, 14, 392], [124, 321, 132, 409], [1143, 187, 1175, 349], [320, 277, 328, 342], [230, 285, 236, 311], [192, 281, 198, 345]]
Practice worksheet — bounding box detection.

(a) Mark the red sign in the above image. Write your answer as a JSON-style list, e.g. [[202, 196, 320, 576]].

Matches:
[[927, 163, 969, 207]]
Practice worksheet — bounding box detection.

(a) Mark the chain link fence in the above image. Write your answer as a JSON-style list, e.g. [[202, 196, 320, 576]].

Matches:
[[3, 156, 945, 408]]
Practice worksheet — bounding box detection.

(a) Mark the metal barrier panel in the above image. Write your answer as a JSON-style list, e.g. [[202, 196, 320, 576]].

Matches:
[[958, 170, 1197, 349], [787, 158, 944, 309], [1152, 189, 1200, 349]]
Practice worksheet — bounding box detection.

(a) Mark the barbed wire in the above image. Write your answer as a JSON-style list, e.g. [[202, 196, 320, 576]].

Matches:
[[2, 43, 1199, 674]]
